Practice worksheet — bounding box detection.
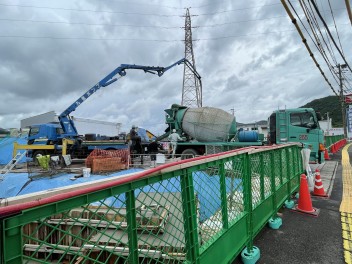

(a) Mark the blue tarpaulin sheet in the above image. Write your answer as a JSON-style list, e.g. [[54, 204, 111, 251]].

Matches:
[[0, 137, 28, 164], [0, 169, 144, 199]]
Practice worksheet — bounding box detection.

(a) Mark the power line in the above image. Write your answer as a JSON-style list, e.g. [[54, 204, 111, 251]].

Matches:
[[299, 0, 340, 86], [0, 3, 181, 17], [281, 0, 339, 96], [327, 0, 345, 57], [0, 28, 301, 42], [196, 3, 283, 16], [0, 18, 181, 29], [310, 0, 352, 73], [0, 35, 178, 42]]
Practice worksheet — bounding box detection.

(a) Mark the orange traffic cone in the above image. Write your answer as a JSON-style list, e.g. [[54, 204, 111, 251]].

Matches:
[[294, 174, 319, 216], [312, 169, 328, 197], [324, 149, 330, 160]]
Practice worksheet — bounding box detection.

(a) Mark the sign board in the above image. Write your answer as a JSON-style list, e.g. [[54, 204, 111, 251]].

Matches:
[[345, 94, 352, 104], [347, 107, 352, 132]]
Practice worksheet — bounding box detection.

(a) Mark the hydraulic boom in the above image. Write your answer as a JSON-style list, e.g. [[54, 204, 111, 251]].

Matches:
[[59, 58, 201, 139]]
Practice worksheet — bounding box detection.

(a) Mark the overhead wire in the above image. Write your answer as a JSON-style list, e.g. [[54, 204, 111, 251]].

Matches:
[[0, 3, 181, 17], [328, 0, 346, 56], [310, 0, 352, 73], [299, 0, 340, 87], [0, 18, 181, 29], [304, 0, 338, 66], [281, 0, 338, 96]]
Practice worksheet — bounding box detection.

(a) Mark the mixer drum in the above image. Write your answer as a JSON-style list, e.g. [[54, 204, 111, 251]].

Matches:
[[181, 107, 237, 142]]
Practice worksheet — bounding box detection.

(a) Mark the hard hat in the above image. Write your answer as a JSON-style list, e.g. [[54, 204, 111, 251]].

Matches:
[[172, 129, 176, 133]]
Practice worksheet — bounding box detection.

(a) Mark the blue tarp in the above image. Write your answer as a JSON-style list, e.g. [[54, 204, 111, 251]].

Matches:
[[0, 136, 241, 221], [0, 169, 144, 199], [0, 137, 28, 164]]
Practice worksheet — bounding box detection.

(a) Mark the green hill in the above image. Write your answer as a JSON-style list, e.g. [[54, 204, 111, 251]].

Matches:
[[300, 95, 342, 127]]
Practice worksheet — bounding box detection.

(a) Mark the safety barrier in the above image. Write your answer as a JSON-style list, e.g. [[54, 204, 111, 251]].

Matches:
[[330, 138, 347, 154], [0, 144, 303, 264], [325, 135, 344, 151]]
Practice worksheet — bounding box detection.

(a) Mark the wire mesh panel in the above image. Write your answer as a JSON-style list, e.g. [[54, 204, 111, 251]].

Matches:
[[249, 154, 262, 208], [224, 157, 245, 224], [191, 167, 223, 247], [281, 149, 288, 183], [22, 194, 130, 264], [262, 152, 273, 199], [273, 150, 283, 189], [135, 177, 186, 263]]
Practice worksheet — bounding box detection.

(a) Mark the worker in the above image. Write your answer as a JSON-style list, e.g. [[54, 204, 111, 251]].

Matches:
[[168, 129, 183, 158], [129, 125, 138, 149], [129, 125, 143, 164], [147, 139, 159, 167]]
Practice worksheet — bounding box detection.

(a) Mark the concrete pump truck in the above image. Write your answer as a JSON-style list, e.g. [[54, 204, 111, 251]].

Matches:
[[14, 58, 201, 161]]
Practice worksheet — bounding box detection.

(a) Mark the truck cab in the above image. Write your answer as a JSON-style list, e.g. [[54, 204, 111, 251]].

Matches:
[[27, 124, 64, 145], [268, 108, 324, 163]]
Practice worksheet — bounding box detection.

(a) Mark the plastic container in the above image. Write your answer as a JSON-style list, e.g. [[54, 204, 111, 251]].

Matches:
[[83, 168, 91, 177], [238, 130, 259, 142]]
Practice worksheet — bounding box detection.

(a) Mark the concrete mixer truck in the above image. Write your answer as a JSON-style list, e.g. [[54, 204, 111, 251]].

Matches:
[[160, 104, 263, 159], [160, 104, 324, 162]]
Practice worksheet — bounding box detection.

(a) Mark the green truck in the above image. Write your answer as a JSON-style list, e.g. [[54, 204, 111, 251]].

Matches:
[[161, 104, 324, 162]]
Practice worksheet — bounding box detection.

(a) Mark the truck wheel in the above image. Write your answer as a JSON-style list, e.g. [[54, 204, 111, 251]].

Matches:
[[181, 149, 198, 160]]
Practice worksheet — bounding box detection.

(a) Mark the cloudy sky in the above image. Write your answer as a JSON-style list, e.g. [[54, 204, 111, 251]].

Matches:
[[1, 0, 351, 135]]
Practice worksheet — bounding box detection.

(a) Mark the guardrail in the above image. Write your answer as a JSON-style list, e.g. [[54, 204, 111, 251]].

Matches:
[[0, 144, 303, 263], [325, 135, 344, 149]]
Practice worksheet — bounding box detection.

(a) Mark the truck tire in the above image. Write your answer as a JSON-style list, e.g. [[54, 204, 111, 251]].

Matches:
[[181, 149, 198, 160]]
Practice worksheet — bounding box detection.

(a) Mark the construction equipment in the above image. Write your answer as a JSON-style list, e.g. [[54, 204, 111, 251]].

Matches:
[[160, 104, 325, 162], [20, 59, 200, 159], [268, 108, 325, 162]]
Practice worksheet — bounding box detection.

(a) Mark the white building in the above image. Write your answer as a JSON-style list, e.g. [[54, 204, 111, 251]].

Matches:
[[237, 121, 268, 140], [318, 118, 343, 136], [21, 111, 121, 137]]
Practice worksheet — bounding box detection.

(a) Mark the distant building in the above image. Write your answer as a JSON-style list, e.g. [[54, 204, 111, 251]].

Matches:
[[319, 118, 343, 136], [21, 111, 122, 137]]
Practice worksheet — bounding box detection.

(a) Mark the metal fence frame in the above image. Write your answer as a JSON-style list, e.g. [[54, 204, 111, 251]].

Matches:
[[0, 144, 302, 264]]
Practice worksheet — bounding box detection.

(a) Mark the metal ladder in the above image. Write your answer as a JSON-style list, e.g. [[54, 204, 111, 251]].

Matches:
[[0, 151, 27, 180], [277, 110, 288, 143]]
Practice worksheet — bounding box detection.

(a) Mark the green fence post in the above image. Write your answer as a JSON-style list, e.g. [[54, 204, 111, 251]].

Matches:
[[270, 150, 278, 211], [243, 154, 253, 250], [1, 220, 23, 264], [126, 190, 139, 263], [285, 148, 292, 196], [219, 162, 229, 230], [279, 149, 284, 184], [181, 169, 200, 264]]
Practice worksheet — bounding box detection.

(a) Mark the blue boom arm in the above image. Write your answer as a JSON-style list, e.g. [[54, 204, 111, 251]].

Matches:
[[59, 58, 200, 138]]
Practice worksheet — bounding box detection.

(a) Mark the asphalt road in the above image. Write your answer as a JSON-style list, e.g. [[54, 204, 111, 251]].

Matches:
[[233, 150, 344, 264]]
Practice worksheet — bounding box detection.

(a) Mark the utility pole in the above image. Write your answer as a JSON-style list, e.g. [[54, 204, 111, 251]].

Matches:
[[338, 64, 348, 138], [182, 8, 202, 108]]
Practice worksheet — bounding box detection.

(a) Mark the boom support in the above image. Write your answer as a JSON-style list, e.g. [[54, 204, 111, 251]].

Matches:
[[59, 58, 200, 138]]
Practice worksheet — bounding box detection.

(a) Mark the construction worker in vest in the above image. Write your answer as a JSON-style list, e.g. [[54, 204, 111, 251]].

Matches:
[[168, 129, 183, 158]]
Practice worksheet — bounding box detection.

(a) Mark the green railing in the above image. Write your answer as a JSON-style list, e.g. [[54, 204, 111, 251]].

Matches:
[[325, 135, 344, 149], [0, 144, 303, 264]]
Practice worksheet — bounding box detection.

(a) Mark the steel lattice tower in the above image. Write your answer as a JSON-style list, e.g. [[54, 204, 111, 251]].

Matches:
[[182, 8, 202, 107]]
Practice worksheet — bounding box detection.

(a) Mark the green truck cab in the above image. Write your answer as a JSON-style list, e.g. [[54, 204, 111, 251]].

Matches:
[[268, 108, 324, 163]]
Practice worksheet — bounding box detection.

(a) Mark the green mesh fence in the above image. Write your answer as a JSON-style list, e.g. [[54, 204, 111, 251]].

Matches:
[[1, 145, 303, 264]]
